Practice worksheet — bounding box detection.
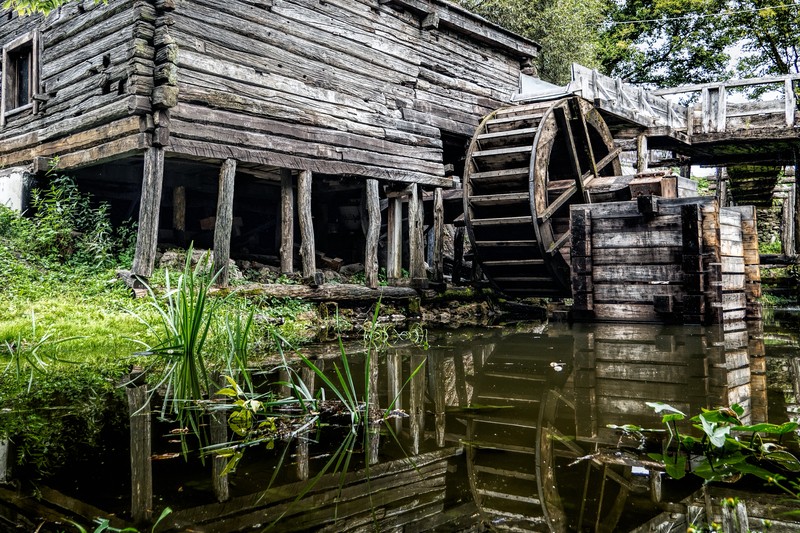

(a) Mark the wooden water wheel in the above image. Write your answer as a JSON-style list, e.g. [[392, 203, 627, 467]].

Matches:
[[463, 96, 622, 297]]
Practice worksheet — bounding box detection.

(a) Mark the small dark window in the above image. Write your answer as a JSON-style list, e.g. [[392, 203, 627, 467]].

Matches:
[[11, 45, 32, 108], [2, 30, 39, 127]]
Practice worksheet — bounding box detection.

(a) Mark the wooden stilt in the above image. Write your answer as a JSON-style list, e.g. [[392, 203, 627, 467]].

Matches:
[[213, 159, 237, 287], [386, 350, 403, 435], [409, 354, 426, 455], [795, 156, 800, 255], [211, 375, 230, 502], [132, 147, 165, 278], [365, 179, 380, 289], [367, 349, 380, 465], [782, 182, 796, 256], [127, 384, 153, 524], [636, 134, 648, 174], [386, 197, 403, 283], [452, 226, 464, 284], [0, 439, 12, 484], [296, 366, 315, 481], [431, 354, 446, 447], [408, 184, 426, 286], [280, 169, 294, 274], [297, 170, 319, 284], [432, 188, 444, 282], [172, 185, 186, 247]]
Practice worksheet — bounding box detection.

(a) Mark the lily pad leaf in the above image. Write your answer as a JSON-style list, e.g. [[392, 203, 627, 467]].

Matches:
[[646, 402, 685, 416]]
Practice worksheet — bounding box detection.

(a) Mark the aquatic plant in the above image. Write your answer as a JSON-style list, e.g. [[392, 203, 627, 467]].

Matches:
[[612, 402, 800, 498], [68, 506, 172, 533], [132, 247, 227, 456]]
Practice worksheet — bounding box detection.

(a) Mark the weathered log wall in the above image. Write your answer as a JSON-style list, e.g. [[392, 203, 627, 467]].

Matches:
[[0, 0, 155, 168], [570, 197, 761, 325], [163, 0, 532, 185]]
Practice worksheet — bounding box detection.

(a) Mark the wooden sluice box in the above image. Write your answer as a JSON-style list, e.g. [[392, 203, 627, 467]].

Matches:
[[569, 195, 761, 324]]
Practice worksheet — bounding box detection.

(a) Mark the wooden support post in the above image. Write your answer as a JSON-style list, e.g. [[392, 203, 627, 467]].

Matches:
[[570, 206, 594, 318], [386, 197, 403, 283], [452, 226, 464, 284], [782, 183, 796, 257], [172, 185, 186, 246], [0, 439, 12, 484], [636, 134, 648, 174], [365, 179, 380, 289], [716, 85, 727, 132], [132, 147, 165, 278], [386, 350, 403, 435], [432, 188, 444, 283], [280, 169, 294, 274], [211, 375, 230, 502], [213, 159, 237, 287], [408, 184, 426, 286], [127, 384, 152, 524], [431, 354, 446, 448], [701, 88, 712, 133], [787, 78, 797, 127], [409, 354, 426, 455], [296, 366, 316, 480], [682, 203, 707, 324], [367, 349, 380, 465], [297, 170, 319, 285]]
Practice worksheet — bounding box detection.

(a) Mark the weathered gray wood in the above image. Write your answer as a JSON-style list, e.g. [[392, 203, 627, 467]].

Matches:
[[280, 168, 294, 274], [452, 226, 464, 284], [408, 184, 425, 282], [297, 170, 316, 281], [132, 147, 165, 278], [386, 196, 403, 282], [364, 179, 380, 289], [386, 350, 403, 435], [782, 182, 796, 256], [409, 354, 426, 455], [211, 381, 230, 502], [636, 134, 648, 173], [0, 439, 12, 484], [213, 282, 418, 301], [126, 384, 152, 524], [432, 188, 444, 282], [172, 184, 186, 244], [213, 158, 237, 287]]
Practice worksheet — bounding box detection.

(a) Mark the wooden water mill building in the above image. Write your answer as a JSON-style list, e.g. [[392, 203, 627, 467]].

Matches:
[[2, 0, 797, 325], [0, 0, 538, 286]]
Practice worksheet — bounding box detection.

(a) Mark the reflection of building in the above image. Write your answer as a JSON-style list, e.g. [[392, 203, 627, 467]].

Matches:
[[0, 320, 788, 531]]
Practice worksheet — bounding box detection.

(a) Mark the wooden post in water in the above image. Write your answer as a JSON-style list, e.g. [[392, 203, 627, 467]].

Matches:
[[432, 188, 444, 283], [408, 184, 426, 287], [211, 374, 230, 502], [213, 159, 237, 287], [431, 354, 446, 447], [409, 354, 426, 454], [0, 438, 12, 484], [132, 147, 165, 278], [365, 179, 380, 289], [297, 170, 319, 285], [280, 168, 294, 274], [386, 350, 403, 435], [127, 384, 153, 523], [297, 366, 316, 480], [172, 184, 186, 247], [386, 194, 403, 284]]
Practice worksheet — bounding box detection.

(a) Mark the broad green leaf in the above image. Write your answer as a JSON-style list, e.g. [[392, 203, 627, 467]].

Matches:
[[228, 409, 252, 437], [215, 387, 238, 398], [732, 422, 799, 434], [765, 450, 800, 472], [700, 413, 730, 447], [664, 454, 686, 479], [662, 413, 685, 423]]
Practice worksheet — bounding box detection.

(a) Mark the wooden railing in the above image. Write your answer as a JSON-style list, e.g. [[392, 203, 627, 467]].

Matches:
[[651, 74, 800, 134], [568, 64, 800, 136], [568, 64, 688, 129]]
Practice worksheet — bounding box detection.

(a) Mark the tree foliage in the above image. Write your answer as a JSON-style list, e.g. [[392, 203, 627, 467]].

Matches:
[[600, 0, 800, 86], [457, 0, 606, 85], [2, 0, 72, 16]]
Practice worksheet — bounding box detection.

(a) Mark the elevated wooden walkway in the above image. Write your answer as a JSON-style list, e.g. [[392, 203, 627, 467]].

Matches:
[[524, 64, 800, 167]]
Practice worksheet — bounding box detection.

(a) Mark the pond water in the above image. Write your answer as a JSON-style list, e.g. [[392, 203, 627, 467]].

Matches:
[[2, 313, 800, 532]]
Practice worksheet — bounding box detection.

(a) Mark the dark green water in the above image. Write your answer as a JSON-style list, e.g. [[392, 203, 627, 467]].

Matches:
[[2, 314, 799, 532]]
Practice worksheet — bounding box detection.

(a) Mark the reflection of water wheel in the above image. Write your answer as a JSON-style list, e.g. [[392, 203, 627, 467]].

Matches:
[[463, 335, 573, 531], [536, 389, 631, 533], [463, 96, 621, 297]]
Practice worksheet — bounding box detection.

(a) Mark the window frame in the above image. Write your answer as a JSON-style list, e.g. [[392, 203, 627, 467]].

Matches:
[[1, 29, 40, 128]]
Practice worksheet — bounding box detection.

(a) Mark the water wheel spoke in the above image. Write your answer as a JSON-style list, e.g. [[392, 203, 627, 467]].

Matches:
[[539, 183, 577, 223], [546, 230, 571, 255]]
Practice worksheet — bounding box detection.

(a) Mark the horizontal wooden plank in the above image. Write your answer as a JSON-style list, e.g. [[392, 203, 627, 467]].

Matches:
[[593, 283, 683, 304], [593, 265, 683, 283]]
